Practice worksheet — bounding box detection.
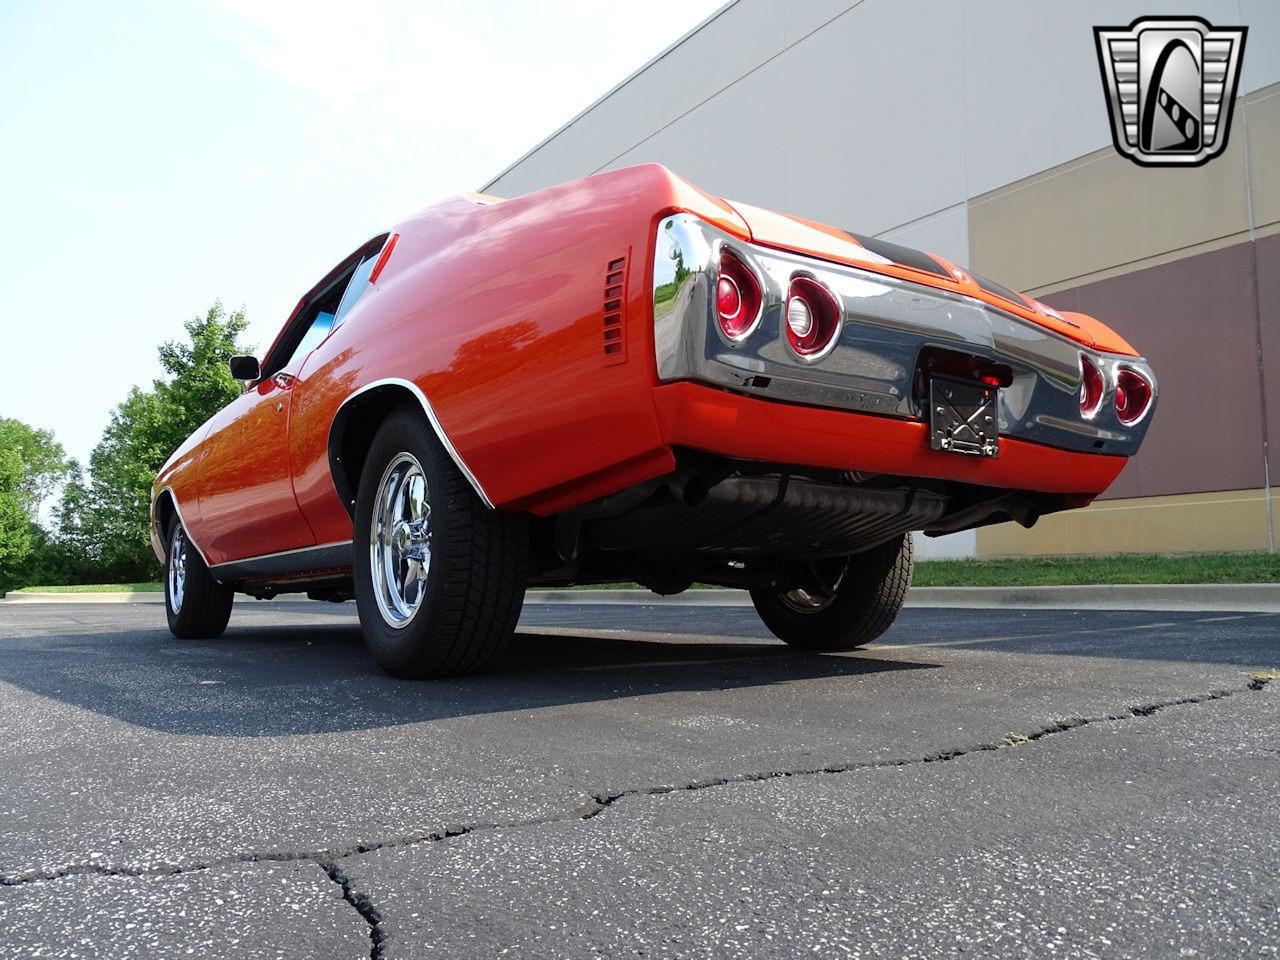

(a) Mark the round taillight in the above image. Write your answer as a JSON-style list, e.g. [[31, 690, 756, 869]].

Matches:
[[715, 249, 762, 342], [785, 276, 841, 360], [1079, 355, 1104, 418], [717, 276, 742, 322], [1115, 367, 1153, 424]]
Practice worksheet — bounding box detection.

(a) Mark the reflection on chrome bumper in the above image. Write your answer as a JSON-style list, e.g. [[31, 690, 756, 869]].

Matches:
[[653, 214, 1156, 459]]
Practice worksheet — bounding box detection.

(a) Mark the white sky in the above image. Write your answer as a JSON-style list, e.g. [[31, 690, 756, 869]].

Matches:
[[0, 0, 724, 463]]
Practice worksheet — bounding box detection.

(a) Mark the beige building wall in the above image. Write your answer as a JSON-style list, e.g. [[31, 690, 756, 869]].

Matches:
[[977, 490, 1274, 556], [969, 84, 1280, 557], [967, 84, 1280, 298]]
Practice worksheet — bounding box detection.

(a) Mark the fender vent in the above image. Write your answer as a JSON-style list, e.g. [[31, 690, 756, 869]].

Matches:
[[602, 251, 629, 364]]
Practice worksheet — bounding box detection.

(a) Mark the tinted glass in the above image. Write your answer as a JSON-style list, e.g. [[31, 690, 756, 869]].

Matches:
[[333, 251, 378, 329], [285, 310, 335, 370]]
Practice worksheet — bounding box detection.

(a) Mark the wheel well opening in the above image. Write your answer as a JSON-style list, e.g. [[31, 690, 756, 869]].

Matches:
[[329, 385, 420, 519], [155, 490, 177, 540]]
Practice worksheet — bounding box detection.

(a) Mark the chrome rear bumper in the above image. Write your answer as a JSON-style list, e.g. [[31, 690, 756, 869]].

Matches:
[[652, 214, 1156, 459]]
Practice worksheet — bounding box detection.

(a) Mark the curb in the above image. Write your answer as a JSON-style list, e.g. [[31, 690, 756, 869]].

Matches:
[[530, 585, 1280, 612], [905, 583, 1280, 612], [4, 583, 1279, 612], [3, 592, 165, 604]]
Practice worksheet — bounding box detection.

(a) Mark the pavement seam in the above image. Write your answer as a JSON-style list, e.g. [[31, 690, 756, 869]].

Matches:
[[1, 676, 1270, 894]]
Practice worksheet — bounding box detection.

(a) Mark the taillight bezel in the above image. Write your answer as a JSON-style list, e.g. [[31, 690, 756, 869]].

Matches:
[[785, 274, 843, 362], [1114, 364, 1155, 425], [1079, 354, 1105, 419], [712, 244, 764, 344]]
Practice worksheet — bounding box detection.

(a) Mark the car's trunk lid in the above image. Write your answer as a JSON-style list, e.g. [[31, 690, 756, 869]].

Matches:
[[725, 199, 1135, 355]]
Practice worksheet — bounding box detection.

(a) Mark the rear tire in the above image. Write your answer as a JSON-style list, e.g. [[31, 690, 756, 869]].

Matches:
[[750, 534, 913, 651], [353, 407, 529, 678], [165, 520, 233, 639]]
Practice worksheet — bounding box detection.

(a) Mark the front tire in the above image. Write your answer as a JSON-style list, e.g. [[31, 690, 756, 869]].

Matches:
[[750, 534, 913, 651], [353, 407, 529, 678], [165, 521, 233, 639]]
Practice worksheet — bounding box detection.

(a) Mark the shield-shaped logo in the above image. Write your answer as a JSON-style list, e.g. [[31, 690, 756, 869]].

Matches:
[[1094, 17, 1247, 167]]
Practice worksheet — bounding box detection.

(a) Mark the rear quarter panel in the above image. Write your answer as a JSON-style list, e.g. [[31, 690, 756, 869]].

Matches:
[[288, 164, 747, 542]]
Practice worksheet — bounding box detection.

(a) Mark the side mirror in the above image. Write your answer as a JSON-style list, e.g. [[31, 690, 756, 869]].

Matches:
[[229, 355, 260, 385]]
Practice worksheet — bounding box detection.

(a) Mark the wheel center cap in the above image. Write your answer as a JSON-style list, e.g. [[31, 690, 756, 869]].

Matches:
[[392, 521, 412, 552]]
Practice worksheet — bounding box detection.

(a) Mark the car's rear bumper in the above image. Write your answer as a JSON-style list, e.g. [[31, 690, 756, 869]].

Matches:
[[652, 382, 1125, 497], [652, 214, 1156, 463]]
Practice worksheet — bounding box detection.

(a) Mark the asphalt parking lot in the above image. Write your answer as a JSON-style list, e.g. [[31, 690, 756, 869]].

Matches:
[[0, 599, 1276, 959]]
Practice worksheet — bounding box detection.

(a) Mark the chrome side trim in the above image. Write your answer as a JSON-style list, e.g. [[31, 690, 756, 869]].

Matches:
[[331, 377, 495, 509], [151, 486, 215, 571], [210, 540, 354, 580]]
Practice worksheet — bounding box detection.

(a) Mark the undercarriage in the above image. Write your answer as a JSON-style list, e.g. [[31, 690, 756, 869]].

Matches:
[[525, 449, 1071, 595]]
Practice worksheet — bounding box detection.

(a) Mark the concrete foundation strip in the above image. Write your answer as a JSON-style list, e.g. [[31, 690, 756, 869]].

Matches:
[[4, 583, 1280, 612]]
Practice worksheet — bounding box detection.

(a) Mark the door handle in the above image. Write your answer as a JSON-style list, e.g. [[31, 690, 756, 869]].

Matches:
[[272, 371, 294, 412]]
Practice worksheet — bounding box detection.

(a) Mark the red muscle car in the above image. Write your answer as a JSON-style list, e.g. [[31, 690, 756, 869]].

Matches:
[[151, 164, 1157, 678]]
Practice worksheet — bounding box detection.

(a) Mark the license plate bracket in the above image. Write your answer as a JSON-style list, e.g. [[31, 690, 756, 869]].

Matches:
[[929, 377, 999, 458]]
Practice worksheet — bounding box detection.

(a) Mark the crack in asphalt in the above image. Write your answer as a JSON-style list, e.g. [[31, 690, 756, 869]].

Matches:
[[0, 815, 571, 887], [1, 675, 1272, 958], [319, 859, 387, 960], [585, 678, 1272, 815]]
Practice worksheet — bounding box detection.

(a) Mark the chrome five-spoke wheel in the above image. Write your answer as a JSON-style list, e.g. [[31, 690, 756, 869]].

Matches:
[[780, 585, 834, 611], [168, 526, 188, 613], [353, 407, 529, 678], [750, 536, 913, 651], [778, 561, 845, 613], [163, 518, 233, 640], [370, 452, 432, 628]]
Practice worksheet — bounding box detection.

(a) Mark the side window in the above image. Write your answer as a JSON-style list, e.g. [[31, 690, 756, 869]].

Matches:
[[261, 234, 388, 379], [332, 250, 378, 330], [283, 310, 336, 371]]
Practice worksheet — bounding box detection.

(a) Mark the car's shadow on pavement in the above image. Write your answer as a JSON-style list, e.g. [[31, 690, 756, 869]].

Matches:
[[0, 621, 938, 737]]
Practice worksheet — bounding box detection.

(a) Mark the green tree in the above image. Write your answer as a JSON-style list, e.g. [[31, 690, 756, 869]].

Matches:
[[154, 303, 253, 446], [0, 418, 71, 518], [46, 463, 95, 583], [0, 446, 32, 594], [67, 304, 251, 580], [78, 388, 170, 578], [0, 418, 73, 592]]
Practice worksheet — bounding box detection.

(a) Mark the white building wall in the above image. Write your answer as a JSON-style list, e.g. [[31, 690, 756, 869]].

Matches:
[[487, 0, 1278, 224]]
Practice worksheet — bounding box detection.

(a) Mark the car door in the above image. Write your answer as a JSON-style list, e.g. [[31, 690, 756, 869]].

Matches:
[[195, 362, 316, 567], [193, 244, 383, 567]]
